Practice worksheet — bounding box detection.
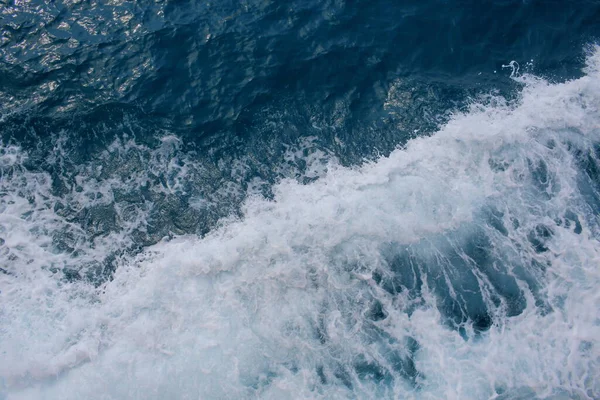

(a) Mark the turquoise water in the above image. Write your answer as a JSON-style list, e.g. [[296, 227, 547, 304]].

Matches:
[[1, 1, 600, 399]]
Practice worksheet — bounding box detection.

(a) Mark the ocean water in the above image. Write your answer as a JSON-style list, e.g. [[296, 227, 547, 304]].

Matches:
[[1, 1, 600, 399]]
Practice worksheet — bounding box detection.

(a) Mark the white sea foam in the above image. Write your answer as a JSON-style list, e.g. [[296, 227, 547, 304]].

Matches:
[[1, 46, 600, 399]]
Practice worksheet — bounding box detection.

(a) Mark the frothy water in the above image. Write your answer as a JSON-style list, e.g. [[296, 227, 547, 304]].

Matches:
[[2, 46, 600, 399]]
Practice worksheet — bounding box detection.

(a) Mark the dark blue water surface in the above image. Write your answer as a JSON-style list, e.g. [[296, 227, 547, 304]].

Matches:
[[1, 1, 600, 399], [1, 0, 599, 243]]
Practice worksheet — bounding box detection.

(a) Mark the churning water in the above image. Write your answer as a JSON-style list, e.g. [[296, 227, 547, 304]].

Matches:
[[1, 1, 600, 399]]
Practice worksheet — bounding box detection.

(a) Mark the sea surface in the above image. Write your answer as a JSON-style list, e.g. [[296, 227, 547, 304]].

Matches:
[[1, 1, 600, 399]]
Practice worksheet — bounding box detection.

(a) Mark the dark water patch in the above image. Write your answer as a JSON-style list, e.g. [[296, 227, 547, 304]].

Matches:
[[528, 224, 553, 254], [576, 143, 600, 213], [562, 210, 583, 235], [3, 0, 599, 163], [377, 222, 551, 335]]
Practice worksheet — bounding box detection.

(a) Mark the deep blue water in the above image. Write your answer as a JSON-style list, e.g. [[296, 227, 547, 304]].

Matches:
[[1, 1, 600, 399], [2, 0, 599, 245]]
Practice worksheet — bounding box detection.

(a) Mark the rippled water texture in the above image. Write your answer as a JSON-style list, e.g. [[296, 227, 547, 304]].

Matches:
[[1, 1, 600, 399]]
